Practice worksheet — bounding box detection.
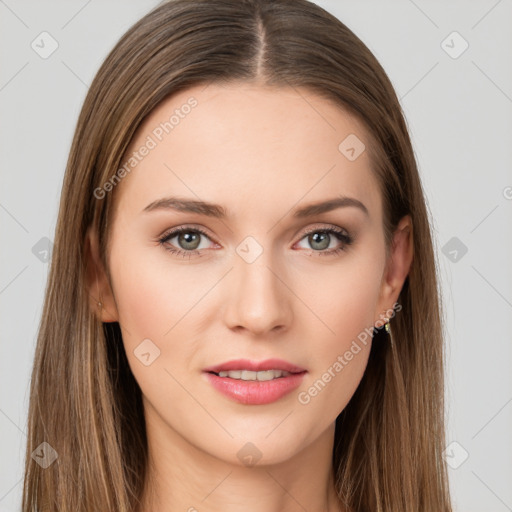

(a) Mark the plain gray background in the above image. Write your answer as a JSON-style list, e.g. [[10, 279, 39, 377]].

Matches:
[[1, 1, 511, 511]]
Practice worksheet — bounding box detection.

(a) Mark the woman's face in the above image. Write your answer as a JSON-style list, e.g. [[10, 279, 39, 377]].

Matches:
[[96, 82, 409, 466]]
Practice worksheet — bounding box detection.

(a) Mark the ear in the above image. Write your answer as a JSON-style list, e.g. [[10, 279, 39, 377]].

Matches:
[[374, 214, 413, 326], [84, 226, 119, 323]]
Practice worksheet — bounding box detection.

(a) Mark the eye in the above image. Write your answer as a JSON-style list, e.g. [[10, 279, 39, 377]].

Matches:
[[157, 226, 215, 259], [295, 226, 353, 256]]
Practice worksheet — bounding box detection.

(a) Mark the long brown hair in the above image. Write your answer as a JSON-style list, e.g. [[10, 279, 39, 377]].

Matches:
[[22, 1, 452, 510]]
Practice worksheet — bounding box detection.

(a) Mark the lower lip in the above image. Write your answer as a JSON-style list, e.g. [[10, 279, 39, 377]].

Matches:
[[204, 372, 306, 405]]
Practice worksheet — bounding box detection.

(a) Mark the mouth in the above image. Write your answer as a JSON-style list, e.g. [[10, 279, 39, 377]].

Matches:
[[202, 358, 307, 405], [207, 369, 298, 381]]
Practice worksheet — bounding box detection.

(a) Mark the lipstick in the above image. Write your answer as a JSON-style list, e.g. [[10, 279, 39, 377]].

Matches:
[[203, 358, 307, 405]]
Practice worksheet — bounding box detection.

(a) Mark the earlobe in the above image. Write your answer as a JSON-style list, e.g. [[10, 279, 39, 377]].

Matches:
[[84, 226, 119, 323], [374, 215, 414, 324]]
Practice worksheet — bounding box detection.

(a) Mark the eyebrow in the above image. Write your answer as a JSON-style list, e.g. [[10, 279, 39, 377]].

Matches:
[[142, 195, 369, 218]]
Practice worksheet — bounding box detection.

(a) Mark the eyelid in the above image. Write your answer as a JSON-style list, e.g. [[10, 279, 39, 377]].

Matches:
[[296, 222, 350, 238]]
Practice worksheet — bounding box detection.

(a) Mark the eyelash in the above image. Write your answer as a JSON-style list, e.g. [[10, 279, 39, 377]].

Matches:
[[156, 225, 353, 259]]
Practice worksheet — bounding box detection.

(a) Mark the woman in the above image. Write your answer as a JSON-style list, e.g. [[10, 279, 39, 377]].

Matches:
[[22, 0, 452, 510]]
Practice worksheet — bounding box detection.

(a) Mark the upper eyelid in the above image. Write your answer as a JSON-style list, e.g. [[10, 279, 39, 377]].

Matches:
[[300, 224, 349, 236]]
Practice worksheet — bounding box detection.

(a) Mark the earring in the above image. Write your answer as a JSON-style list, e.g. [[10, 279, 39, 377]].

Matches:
[[97, 294, 103, 310], [384, 320, 394, 348]]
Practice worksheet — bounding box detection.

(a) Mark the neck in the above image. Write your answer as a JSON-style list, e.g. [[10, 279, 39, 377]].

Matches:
[[137, 404, 345, 512]]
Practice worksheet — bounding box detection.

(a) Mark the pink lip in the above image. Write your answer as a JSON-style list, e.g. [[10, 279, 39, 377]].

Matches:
[[204, 372, 306, 405], [203, 358, 306, 374], [202, 359, 307, 405]]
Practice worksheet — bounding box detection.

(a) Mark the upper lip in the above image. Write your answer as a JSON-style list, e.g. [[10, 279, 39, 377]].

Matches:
[[203, 358, 306, 374]]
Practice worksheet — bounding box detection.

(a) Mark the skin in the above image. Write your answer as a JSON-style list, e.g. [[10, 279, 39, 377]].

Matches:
[[86, 81, 413, 512]]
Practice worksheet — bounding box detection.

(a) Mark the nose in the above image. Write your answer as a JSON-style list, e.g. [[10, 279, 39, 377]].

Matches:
[[223, 249, 293, 336]]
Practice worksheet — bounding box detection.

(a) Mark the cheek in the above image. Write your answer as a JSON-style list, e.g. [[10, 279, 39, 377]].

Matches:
[[300, 249, 385, 348], [111, 257, 169, 337], [296, 248, 384, 410], [108, 242, 205, 404], [108, 239, 220, 377], [110, 238, 201, 336]]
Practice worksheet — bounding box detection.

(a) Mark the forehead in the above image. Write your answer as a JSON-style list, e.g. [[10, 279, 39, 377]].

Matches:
[[113, 81, 382, 223]]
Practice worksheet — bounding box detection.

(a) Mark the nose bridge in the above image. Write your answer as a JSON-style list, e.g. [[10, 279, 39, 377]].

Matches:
[[225, 235, 292, 334]]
